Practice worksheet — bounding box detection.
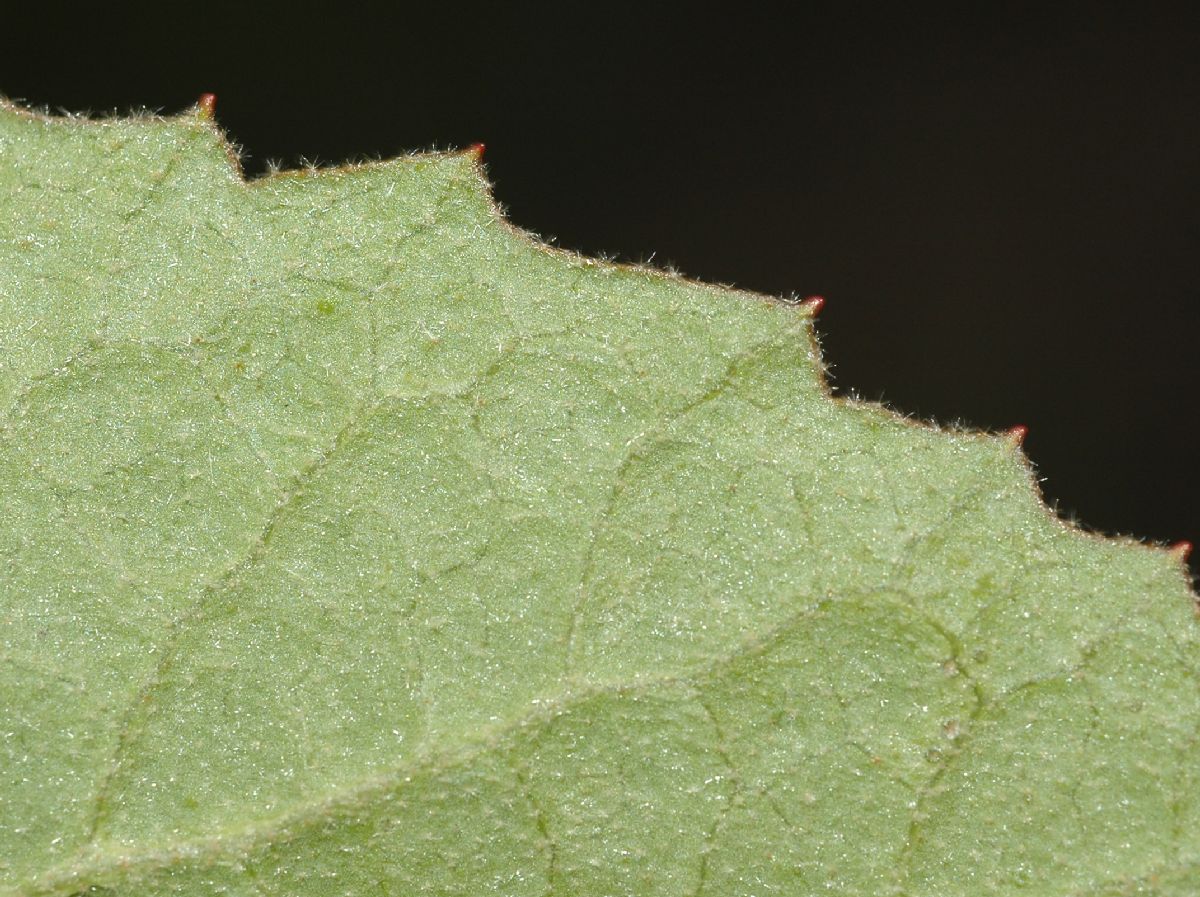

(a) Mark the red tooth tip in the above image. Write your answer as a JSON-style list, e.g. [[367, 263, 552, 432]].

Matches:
[[1005, 425, 1029, 445], [1169, 541, 1193, 561], [197, 93, 217, 119], [467, 142, 486, 159], [803, 295, 826, 316]]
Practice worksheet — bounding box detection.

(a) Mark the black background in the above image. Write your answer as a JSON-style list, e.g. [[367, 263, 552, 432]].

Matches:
[[3, 6, 1197, 576]]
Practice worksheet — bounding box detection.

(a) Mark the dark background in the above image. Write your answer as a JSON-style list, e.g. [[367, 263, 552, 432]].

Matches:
[[3, 6, 1197, 576]]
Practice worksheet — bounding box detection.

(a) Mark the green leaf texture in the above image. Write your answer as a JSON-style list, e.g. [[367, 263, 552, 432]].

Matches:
[[1, 99, 1197, 897]]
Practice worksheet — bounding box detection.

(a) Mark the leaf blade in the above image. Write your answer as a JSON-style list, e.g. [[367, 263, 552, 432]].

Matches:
[[1, 99, 1196, 897]]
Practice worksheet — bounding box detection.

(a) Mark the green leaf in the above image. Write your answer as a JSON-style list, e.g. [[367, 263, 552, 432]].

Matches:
[[1, 97, 1196, 897]]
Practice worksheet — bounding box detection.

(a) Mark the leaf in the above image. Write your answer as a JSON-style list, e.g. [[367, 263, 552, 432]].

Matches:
[[0, 97, 1196, 897]]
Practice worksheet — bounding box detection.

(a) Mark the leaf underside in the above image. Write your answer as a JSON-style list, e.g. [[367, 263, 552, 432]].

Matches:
[[0, 99, 1196, 897]]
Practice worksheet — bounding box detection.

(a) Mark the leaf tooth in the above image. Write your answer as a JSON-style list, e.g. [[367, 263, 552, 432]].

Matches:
[[196, 92, 217, 121], [1004, 424, 1029, 446]]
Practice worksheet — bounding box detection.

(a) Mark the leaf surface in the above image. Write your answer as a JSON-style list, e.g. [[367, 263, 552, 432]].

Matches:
[[1, 100, 1197, 897]]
